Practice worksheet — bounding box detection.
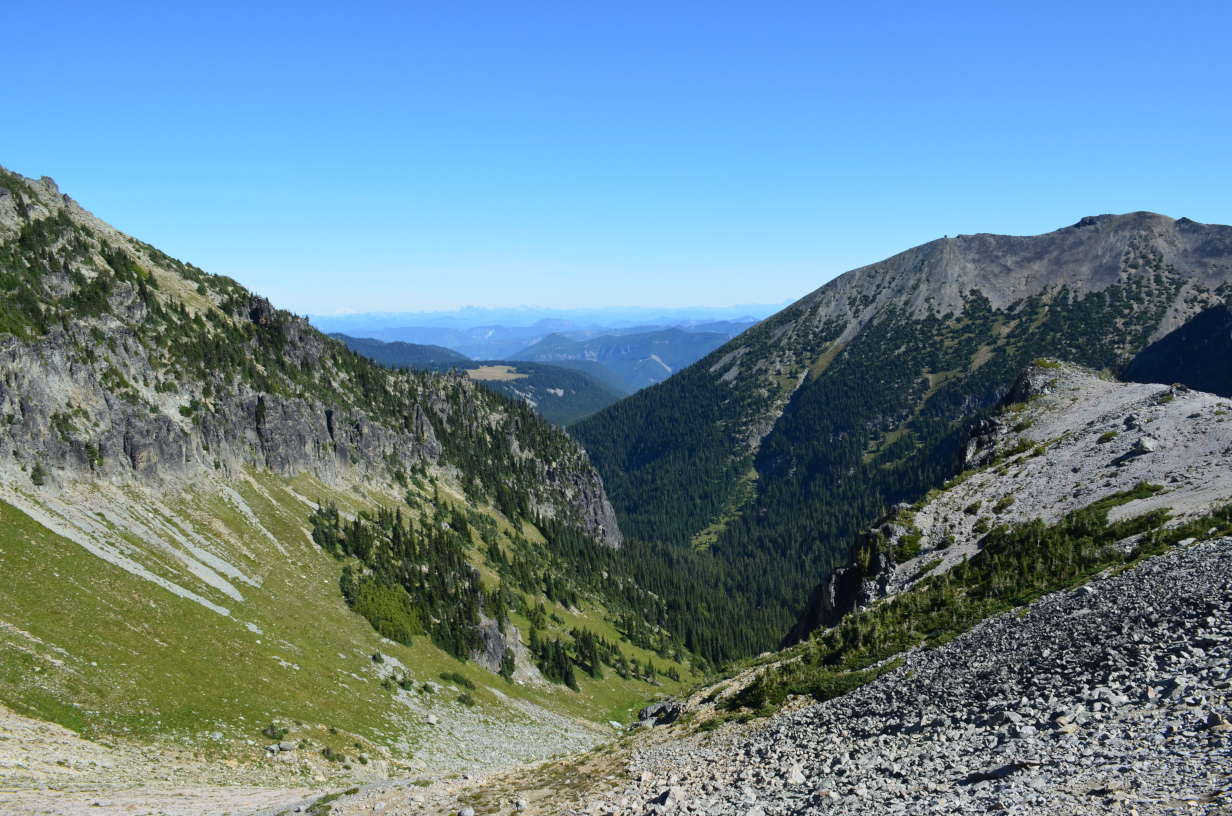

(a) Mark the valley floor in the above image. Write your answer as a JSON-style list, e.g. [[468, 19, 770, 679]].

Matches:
[[314, 537, 1232, 816]]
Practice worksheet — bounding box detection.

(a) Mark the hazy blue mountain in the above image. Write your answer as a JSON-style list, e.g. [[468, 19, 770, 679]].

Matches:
[[328, 317, 760, 363], [309, 304, 786, 333], [510, 328, 734, 389]]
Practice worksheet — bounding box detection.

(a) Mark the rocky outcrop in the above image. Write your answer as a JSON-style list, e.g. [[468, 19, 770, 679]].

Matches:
[[954, 360, 1064, 473], [0, 319, 442, 492], [782, 513, 912, 646], [470, 616, 540, 683]]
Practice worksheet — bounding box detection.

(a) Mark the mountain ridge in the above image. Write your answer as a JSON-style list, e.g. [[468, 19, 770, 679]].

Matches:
[[573, 210, 1232, 660]]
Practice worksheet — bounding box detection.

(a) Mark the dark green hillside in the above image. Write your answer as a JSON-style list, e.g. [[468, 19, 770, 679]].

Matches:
[[512, 328, 733, 389], [528, 358, 635, 397], [466, 361, 630, 426], [332, 333, 629, 425], [575, 229, 1226, 659], [330, 333, 471, 367], [1123, 301, 1232, 396]]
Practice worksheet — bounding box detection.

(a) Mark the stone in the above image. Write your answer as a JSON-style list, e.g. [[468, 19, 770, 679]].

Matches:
[[279, 741, 296, 751], [425, 714, 438, 725], [459, 808, 474, 816], [1134, 436, 1159, 454], [514, 799, 528, 811]]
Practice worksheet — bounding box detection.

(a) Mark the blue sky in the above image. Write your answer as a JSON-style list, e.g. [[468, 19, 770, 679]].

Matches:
[[4, 2, 1230, 315]]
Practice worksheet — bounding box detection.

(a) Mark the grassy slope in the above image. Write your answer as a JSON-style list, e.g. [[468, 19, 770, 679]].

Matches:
[[0, 467, 694, 779]]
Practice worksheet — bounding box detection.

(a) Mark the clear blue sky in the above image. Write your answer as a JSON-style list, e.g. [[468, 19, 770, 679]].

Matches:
[[4, 2, 1230, 315]]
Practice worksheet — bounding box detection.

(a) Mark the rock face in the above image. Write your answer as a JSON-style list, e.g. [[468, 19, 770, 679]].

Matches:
[[469, 616, 540, 683], [783, 518, 908, 645], [0, 165, 621, 548], [0, 319, 441, 489], [615, 537, 1232, 815], [1124, 302, 1232, 397]]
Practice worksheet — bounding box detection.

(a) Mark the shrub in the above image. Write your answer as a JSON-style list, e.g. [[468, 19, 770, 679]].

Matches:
[[1097, 431, 1118, 444], [963, 500, 982, 516], [892, 531, 922, 562], [351, 580, 420, 646], [30, 462, 45, 486], [993, 495, 1016, 514]]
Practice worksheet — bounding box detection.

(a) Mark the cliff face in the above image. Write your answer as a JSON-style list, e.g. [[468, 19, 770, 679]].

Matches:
[[0, 166, 620, 547]]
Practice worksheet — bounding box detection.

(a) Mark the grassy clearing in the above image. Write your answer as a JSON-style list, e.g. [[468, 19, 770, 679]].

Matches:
[[465, 366, 528, 382]]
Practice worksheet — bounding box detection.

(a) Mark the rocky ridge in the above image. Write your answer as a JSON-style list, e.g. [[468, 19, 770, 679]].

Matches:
[[787, 360, 1232, 642], [0, 168, 620, 548]]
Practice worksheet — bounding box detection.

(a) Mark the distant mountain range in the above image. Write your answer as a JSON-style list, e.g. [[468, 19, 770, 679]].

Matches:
[[310, 304, 788, 333], [327, 317, 757, 396], [509, 328, 736, 389], [328, 334, 471, 367], [336, 317, 758, 362]]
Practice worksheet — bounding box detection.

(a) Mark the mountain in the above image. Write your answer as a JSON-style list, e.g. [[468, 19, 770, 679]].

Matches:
[[462, 361, 631, 426], [572, 212, 1232, 661], [1123, 301, 1232, 396], [531, 358, 638, 395], [510, 328, 735, 390], [309, 305, 785, 334], [329, 335, 629, 425], [332, 318, 761, 372], [0, 166, 723, 781], [329, 333, 472, 367], [366, 323, 560, 360]]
